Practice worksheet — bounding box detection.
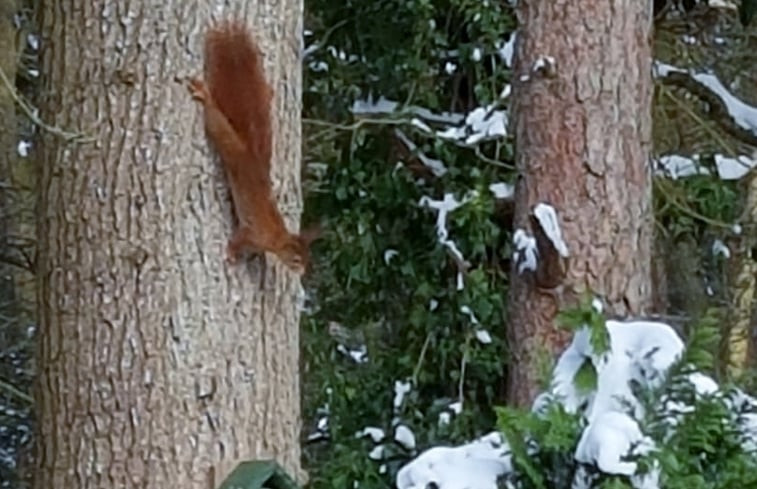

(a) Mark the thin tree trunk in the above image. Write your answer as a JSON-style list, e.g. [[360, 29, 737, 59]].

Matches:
[[727, 170, 757, 377], [34, 1, 304, 487], [0, 0, 18, 310], [2, 0, 37, 326], [507, 1, 654, 406]]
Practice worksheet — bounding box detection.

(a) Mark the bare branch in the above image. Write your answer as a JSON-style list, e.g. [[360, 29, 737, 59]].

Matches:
[[0, 65, 95, 142]]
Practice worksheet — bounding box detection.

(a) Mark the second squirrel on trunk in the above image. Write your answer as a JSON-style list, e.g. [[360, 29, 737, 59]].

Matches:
[[188, 20, 318, 273]]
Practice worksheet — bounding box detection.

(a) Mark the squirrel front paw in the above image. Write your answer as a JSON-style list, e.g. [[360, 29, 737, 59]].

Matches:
[[225, 242, 240, 265], [187, 77, 209, 102]]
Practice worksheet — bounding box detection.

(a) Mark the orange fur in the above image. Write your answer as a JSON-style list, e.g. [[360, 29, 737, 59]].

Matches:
[[188, 20, 318, 273]]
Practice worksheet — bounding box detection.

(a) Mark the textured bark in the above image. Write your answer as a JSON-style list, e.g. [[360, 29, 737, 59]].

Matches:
[[665, 236, 706, 318], [0, 0, 18, 306], [2, 0, 37, 321], [726, 171, 757, 377], [34, 1, 304, 487], [507, 1, 654, 406]]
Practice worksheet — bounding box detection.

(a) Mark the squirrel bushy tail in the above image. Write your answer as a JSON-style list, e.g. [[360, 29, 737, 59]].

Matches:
[[189, 20, 319, 273], [205, 21, 273, 175]]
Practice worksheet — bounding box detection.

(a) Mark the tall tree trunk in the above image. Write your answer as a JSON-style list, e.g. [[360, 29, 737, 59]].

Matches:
[[507, 1, 654, 406], [727, 170, 757, 377], [0, 0, 18, 312], [33, 1, 304, 487], [2, 0, 37, 326]]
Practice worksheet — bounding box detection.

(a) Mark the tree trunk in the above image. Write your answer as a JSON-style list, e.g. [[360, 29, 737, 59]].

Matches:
[[1, 0, 37, 327], [0, 0, 18, 313], [726, 170, 757, 377], [507, 1, 654, 406], [33, 1, 304, 487]]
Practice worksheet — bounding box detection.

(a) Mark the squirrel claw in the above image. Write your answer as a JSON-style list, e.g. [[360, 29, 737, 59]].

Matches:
[[187, 77, 208, 102], [226, 241, 243, 265]]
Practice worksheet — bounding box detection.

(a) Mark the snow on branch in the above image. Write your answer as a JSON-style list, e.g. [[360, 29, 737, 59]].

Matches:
[[352, 95, 509, 147], [397, 318, 757, 489], [496, 32, 516, 68], [654, 61, 757, 146], [656, 152, 757, 180], [394, 129, 449, 177], [512, 203, 571, 287], [436, 104, 509, 145], [418, 192, 475, 289], [488, 182, 514, 200], [397, 432, 512, 489], [539, 320, 685, 422], [512, 229, 537, 274], [533, 203, 569, 259], [351, 95, 464, 125]]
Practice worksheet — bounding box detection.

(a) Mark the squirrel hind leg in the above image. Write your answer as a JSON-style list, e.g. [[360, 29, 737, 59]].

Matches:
[[275, 238, 308, 274], [226, 227, 262, 264]]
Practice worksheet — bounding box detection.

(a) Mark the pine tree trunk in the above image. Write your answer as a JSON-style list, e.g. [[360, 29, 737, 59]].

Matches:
[[33, 1, 304, 487], [507, 0, 654, 406]]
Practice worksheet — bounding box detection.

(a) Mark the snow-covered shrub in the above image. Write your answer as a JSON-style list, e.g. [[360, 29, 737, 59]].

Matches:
[[397, 302, 757, 489]]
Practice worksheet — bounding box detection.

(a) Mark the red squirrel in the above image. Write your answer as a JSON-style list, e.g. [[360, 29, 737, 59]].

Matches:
[[188, 20, 318, 273]]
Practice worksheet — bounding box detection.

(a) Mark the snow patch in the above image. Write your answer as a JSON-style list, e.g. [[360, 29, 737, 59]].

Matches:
[[714, 154, 756, 180], [532, 55, 555, 73], [394, 380, 412, 411], [384, 249, 399, 264], [336, 344, 368, 363], [712, 239, 730, 259], [419, 192, 476, 288], [488, 182, 514, 200], [656, 153, 757, 181], [395, 425, 417, 450], [356, 427, 385, 443], [496, 33, 516, 68], [397, 432, 512, 489], [437, 105, 508, 145], [533, 203, 569, 258], [17, 140, 31, 157], [512, 229, 537, 274], [656, 154, 709, 179], [654, 62, 757, 136], [398, 316, 757, 489]]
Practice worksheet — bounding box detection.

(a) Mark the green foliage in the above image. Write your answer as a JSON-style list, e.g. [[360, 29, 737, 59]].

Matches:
[[654, 176, 739, 240], [598, 478, 633, 489], [302, 1, 757, 488], [557, 295, 609, 355], [572, 358, 598, 395], [684, 307, 722, 372], [497, 403, 581, 489], [490, 317, 757, 489], [302, 1, 516, 488], [554, 296, 609, 394], [640, 383, 757, 489], [631, 311, 757, 489], [305, 0, 515, 114], [740, 0, 757, 26]]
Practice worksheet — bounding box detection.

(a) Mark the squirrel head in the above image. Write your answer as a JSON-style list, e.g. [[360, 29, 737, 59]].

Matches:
[[278, 225, 322, 274]]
